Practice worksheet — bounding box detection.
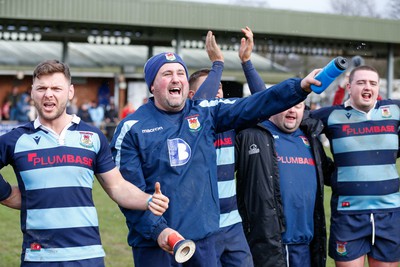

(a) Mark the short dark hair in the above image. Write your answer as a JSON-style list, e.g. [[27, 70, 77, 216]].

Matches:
[[349, 65, 379, 83], [33, 60, 71, 83], [189, 68, 210, 91]]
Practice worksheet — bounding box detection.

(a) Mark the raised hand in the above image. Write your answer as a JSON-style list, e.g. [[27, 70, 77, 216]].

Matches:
[[239, 26, 254, 63], [205, 31, 224, 63], [301, 68, 323, 93]]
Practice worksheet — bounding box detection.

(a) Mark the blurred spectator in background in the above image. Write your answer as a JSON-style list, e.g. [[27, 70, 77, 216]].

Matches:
[[121, 101, 135, 119], [97, 80, 111, 107], [77, 101, 93, 124], [309, 102, 321, 111], [332, 72, 350, 105], [15, 90, 30, 122], [1, 99, 11, 120], [8, 86, 21, 121], [67, 98, 78, 115], [28, 98, 37, 121], [89, 100, 105, 128], [104, 102, 119, 125], [104, 101, 119, 141]]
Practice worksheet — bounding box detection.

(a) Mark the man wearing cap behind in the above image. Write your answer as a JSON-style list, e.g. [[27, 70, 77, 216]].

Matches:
[[110, 29, 323, 267]]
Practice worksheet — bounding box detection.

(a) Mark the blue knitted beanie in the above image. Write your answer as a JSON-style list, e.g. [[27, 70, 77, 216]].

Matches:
[[144, 52, 189, 92]]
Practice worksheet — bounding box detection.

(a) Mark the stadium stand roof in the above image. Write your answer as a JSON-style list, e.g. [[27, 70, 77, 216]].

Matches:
[[0, 0, 399, 87]]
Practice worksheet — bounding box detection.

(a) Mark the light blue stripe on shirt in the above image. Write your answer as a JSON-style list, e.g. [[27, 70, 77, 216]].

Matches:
[[198, 98, 236, 108], [337, 192, 400, 211], [220, 209, 242, 228], [24, 244, 105, 262], [14, 133, 55, 153], [114, 120, 138, 167], [338, 164, 398, 182], [14, 131, 101, 153], [26, 207, 98, 229], [332, 134, 398, 154], [218, 180, 236, 199], [22, 166, 94, 190], [327, 105, 400, 125], [66, 130, 101, 151], [327, 109, 366, 125], [216, 146, 234, 166]]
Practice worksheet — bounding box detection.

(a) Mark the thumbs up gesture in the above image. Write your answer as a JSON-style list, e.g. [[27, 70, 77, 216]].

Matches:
[[147, 182, 169, 216]]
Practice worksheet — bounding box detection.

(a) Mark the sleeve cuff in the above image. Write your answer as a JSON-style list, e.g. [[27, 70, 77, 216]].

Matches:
[[212, 61, 224, 71], [241, 60, 253, 71], [0, 174, 12, 202], [150, 221, 168, 241]]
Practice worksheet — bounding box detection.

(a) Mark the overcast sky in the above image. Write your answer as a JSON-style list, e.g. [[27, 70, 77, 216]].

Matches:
[[180, 0, 389, 15], [266, 0, 388, 14]]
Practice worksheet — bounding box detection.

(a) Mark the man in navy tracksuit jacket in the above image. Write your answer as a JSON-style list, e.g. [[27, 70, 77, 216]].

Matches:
[[110, 43, 322, 266]]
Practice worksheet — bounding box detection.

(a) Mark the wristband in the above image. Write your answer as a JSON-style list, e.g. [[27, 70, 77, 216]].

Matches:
[[147, 196, 153, 207]]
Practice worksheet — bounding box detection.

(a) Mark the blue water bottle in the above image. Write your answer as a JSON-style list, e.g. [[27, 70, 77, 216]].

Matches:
[[311, 57, 348, 94]]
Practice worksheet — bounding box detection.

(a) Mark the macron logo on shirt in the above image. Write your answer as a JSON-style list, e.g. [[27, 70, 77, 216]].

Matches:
[[142, 126, 163, 133], [33, 136, 41, 145]]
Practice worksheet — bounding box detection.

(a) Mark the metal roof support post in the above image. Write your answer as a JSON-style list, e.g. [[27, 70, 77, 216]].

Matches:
[[145, 46, 154, 98], [62, 40, 69, 64], [174, 29, 182, 57], [270, 44, 275, 72], [148, 45, 154, 60], [386, 43, 394, 99], [114, 72, 120, 109]]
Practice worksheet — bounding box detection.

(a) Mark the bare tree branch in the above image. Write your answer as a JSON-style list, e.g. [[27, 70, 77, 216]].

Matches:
[[329, 0, 380, 17], [387, 0, 400, 19]]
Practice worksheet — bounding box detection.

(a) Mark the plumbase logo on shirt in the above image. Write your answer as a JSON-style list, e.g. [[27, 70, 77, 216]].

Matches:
[[27, 152, 93, 167], [341, 124, 395, 135]]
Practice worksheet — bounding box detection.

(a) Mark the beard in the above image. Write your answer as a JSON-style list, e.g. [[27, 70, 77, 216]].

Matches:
[[34, 100, 67, 122]]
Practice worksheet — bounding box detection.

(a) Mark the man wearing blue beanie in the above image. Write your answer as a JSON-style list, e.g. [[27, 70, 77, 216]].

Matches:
[[144, 52, 189, 92], [110, 29, 324, 267]]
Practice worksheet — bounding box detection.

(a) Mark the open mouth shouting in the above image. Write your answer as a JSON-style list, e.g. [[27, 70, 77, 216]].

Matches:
[[169, 87, 181, 96], [43, 101, 56, 112], [361, 91, 372, 100], [285, 113, 296, 122]]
